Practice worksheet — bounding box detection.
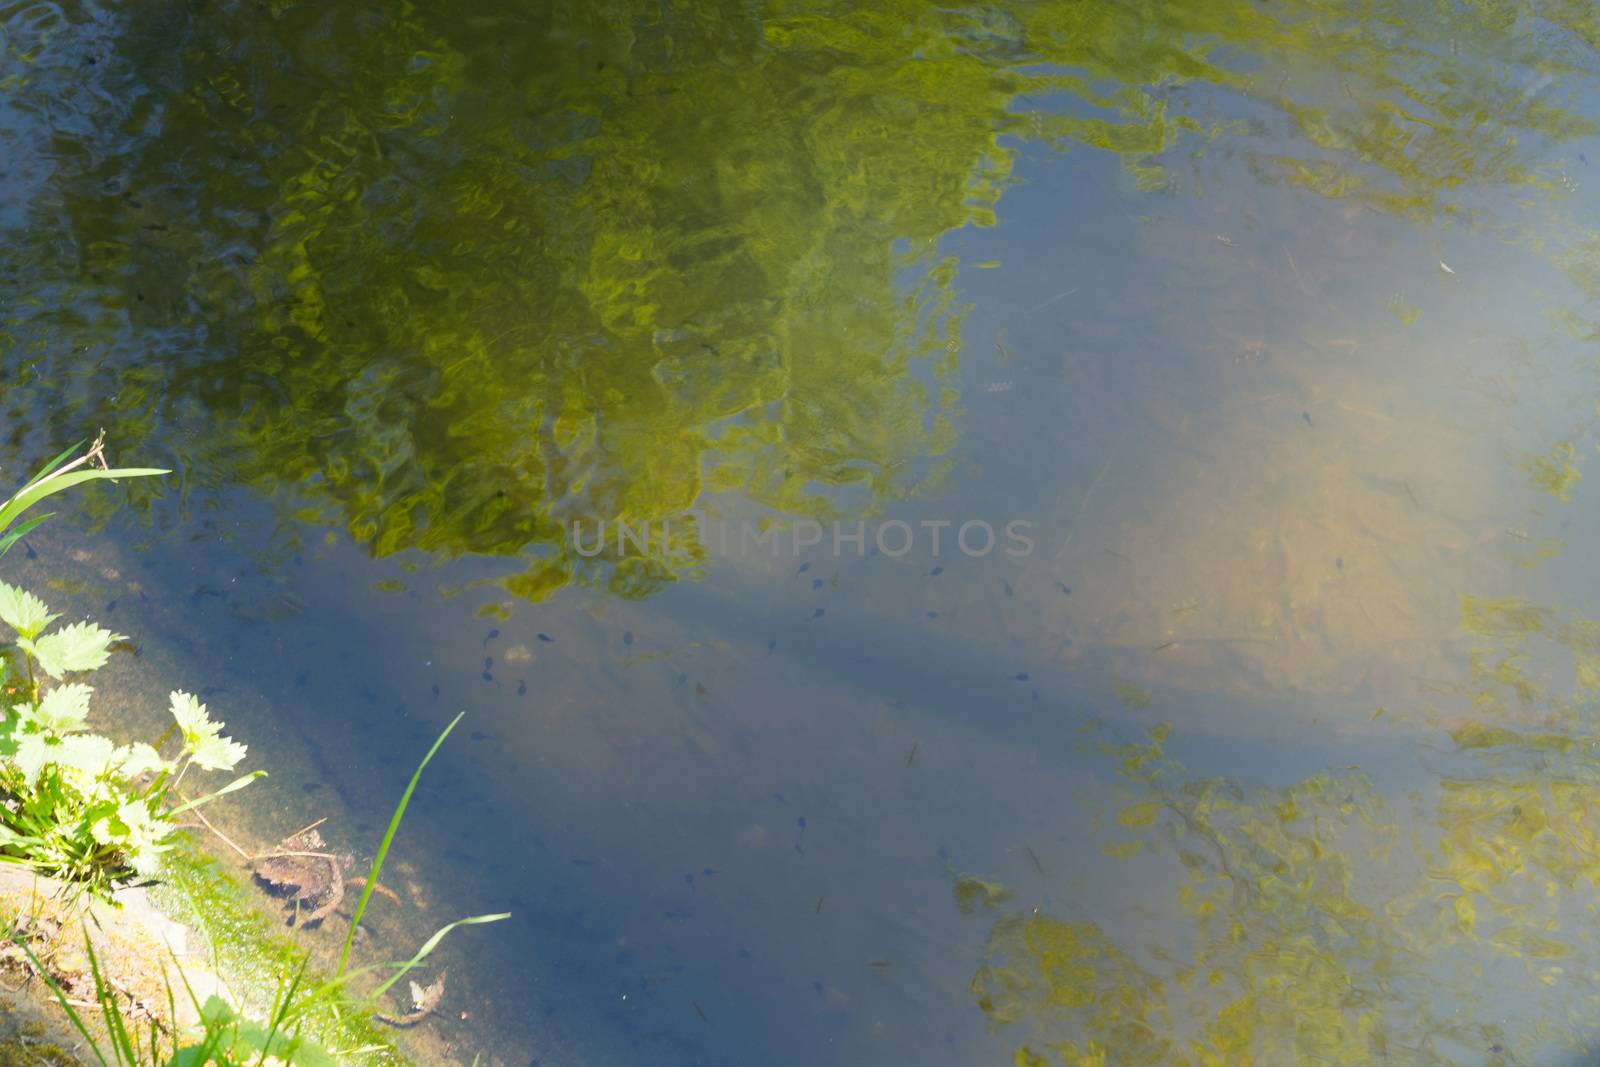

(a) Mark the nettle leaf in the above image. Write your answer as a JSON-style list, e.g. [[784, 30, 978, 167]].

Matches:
[[190, 732, 248, 772], [181, 998, 339, 1067], [32, 621, 124, 678], [89, 805, 125, 847], [31, 683, 91, 735], [169, 691, 247, 769], [117, 743, 170, 778], [169, 690, 212, 741], [13, 734, 52, 788], [0, 582, 58, 640], [54, 734, 117, 779]]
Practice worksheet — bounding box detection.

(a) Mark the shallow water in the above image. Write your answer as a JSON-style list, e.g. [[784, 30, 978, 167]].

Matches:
[[9, 2, 1600, 1064]]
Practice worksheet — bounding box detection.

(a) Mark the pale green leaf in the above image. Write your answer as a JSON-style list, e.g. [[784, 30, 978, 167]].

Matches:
[[30, 683, 91, 735], [53, 734, 117, 778], [168, 770, 265, 814], [127, 838, 170, 877], [32, 622, 124, 678], [169, 691, 212, 742], [0, 582, 57, 640], [117, 743, 170, 778], [189, 732, 247, 772], [13, 735, 52, 788], [89, 814, 120, 847]]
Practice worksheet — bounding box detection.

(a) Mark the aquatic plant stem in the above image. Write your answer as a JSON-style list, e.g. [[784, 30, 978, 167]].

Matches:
[[337, 711, 463, 977], [184, 804, 250, 860]]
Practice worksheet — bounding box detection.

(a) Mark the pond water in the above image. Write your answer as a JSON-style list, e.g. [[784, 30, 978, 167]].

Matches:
[[8, 2, 1600, 1065]]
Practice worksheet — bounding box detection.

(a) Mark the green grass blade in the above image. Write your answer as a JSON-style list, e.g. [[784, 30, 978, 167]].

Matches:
[[0, 512, 51, 558], [20, 441, 87, 490], [11, 931, 113, 1067], [0, 467, 169, 535], [337, 711, 463, 976], [169, 770, 267, 814], [306, 911, 509, 1008], [82, 933, 139, 1065], [363, 912, 509, 1006], [254, 951, 311, 1066]]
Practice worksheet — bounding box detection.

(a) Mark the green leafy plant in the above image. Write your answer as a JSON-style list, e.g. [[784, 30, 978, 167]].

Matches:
[[0, 580, 259, 899], [0, 434, 167, 558], [7, 715, 503, 1065], [0, 445, 504, 1058]]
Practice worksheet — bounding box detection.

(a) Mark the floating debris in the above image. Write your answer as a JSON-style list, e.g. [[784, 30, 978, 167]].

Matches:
[[953, 876, 1014, 914], [984, 381, 1014, 393], [377, 970, 447, 1028]]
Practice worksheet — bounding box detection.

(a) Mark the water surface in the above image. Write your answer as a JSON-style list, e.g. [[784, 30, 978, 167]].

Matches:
[[7, 2, 1600, 1064]]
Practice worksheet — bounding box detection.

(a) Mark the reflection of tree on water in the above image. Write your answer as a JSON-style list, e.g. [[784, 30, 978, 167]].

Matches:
[[967, 579, 1600, 1064], [4, 0, 1599, 604]]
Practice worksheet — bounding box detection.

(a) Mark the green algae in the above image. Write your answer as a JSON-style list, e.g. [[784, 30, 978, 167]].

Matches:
[[0, 1014, 83, 1067], [972, 587, 1600, 1063], [1111, 679, 1153, 711], [147, 839, 407, 1066], [1524, 441, 1582, 503]]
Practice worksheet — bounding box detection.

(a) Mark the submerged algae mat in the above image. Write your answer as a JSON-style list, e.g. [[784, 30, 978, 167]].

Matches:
[[965, 583, 1600, 1065], [963, 720, 1599, 1066]]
